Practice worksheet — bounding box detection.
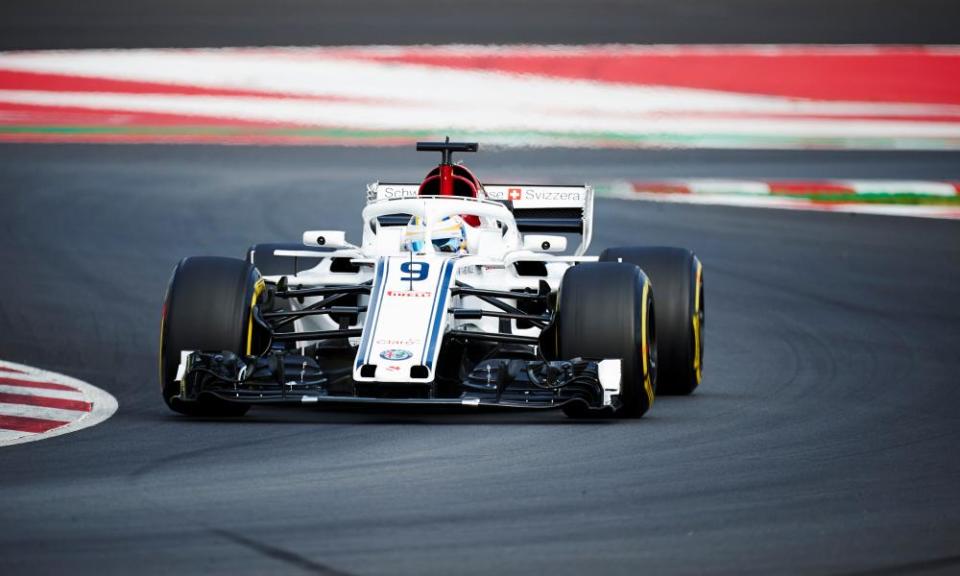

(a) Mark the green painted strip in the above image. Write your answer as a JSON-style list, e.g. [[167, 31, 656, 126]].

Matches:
[[593, 183, 960, 206], [770, 193, 960, 206], [2, 125, 960, 151]]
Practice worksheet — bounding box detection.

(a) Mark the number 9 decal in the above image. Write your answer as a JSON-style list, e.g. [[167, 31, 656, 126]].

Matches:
[[400, 261, 430, 282]]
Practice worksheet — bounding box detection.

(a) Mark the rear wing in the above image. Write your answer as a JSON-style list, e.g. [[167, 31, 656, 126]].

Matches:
[[366, 183, 594, 255]]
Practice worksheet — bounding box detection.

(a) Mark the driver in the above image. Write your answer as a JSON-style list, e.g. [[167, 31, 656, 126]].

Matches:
[[402, 215, 467, 254]]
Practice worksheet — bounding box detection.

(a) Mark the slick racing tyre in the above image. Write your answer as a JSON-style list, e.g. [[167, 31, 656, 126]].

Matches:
[[601, 247, 703, 395], [159, 257, 265, 416], [555, 262, 656, 418]]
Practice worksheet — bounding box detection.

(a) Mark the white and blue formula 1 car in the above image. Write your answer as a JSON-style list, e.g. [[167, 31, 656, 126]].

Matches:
[[160, 141, 704, 419]]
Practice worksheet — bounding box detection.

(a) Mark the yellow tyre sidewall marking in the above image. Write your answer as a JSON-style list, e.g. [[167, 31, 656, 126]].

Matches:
[[158, 301, 166, 388], [641, 280, 654, 407], [692, 260, 703, 385], [246, 277, 266, 356]]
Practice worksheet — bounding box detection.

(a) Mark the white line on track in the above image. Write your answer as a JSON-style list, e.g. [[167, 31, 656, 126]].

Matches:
[[604, 190, 960, 220]]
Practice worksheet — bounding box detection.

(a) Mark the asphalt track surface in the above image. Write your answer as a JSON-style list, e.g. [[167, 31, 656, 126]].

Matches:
[[0, 145, 958, 575], [2, 0, 960, 49]]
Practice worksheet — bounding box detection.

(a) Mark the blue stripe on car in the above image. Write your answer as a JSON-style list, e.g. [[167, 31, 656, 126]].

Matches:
[[424, 259, 457, 369], [354, 258, 386, 369], [419, 259, 449, 364], [363, 259, 391, 365]]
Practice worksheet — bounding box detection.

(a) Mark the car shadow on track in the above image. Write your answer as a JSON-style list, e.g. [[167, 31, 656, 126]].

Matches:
[[154, 404, 623, 426]]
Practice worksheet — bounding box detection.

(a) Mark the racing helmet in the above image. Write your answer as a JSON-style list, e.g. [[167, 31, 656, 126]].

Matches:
[[417, 164, 483, 199], [402, 215, 467, 253]]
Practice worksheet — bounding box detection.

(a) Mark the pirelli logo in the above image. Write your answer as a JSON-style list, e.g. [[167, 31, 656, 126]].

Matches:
[[386, 290, 432, 298]]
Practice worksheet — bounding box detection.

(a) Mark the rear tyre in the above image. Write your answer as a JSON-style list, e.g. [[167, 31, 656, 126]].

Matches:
[[600, 247, 703, 395], [159, 256, 265, 416], [555, 262, 656, 418]]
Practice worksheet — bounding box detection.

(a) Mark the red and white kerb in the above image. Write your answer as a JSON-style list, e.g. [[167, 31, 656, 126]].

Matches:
[[0, 360, 117, 447]]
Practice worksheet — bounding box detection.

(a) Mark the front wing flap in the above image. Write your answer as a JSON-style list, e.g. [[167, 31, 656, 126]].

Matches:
[[175, 351, 616, 413]]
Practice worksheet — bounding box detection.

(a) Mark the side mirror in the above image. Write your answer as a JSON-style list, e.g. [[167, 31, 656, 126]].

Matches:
[[303, 230, 347, 248], [522, 235, 567, 253]]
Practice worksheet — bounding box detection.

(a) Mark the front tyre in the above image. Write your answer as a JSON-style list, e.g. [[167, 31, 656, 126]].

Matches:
[[601, 247, 703, 395], [159, 256, 265, 416], [555, 262, 656, 418]]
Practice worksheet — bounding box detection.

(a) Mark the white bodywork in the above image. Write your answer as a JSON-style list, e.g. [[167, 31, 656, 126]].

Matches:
[[257, 182, 619, 402]]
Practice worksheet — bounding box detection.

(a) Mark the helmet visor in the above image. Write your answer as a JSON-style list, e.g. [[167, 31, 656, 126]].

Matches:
[[432, 236, 461, 253]]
